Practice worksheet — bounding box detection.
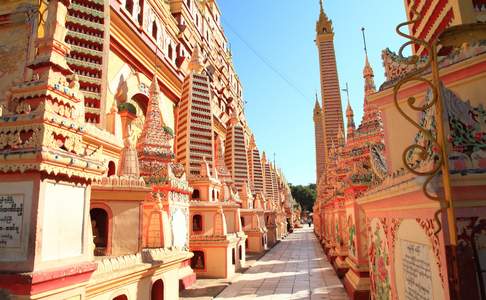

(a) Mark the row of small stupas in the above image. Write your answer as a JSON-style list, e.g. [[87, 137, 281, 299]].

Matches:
[[313, 1, 486, 300], [0, 0, 297, 299]]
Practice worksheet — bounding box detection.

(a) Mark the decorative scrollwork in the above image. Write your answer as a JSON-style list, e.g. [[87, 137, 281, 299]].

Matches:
[[393, 8, 446, 236]]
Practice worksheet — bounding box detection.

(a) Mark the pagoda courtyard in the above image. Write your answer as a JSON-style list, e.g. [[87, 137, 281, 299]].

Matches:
[[0, 0, 485, 300]]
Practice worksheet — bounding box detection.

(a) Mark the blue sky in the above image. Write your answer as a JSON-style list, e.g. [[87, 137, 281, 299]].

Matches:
[[218, 1, 408, 185]]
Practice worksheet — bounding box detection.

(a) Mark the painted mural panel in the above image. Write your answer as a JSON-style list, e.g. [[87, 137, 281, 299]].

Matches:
[[368, 218, 391, 300]]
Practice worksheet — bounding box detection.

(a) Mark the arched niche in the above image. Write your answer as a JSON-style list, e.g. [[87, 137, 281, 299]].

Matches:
[[90, 206, 112, 256], [191, 250, 205, 270], [151, 279, 164, 300], [107, 161, 116, 177], [192, 214, 203, 232]]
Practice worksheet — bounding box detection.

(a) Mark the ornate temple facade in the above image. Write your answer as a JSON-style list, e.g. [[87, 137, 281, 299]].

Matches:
[[313, 0, 486, 299], [0, 0, 297, 299]]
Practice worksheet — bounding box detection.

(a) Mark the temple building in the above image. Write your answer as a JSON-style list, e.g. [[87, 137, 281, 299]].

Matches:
[[313, 0, 486, 299], [0, 0, 296, 299], [314, 0, 344, 183]]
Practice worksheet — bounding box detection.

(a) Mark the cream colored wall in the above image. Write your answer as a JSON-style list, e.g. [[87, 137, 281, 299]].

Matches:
[[106, 201, 140, 256], [394, 219, 445, 300], [87, 267, 180, 300], [198, 247, 228, 278], [191, 210, 216, 236], [247, 235, 264, 253], [105, 50, 176, 148], [380, 97, 421, 172], [382, 68, 486, 172], [41, 182, 86, 261], [225, 210, 236, 233]]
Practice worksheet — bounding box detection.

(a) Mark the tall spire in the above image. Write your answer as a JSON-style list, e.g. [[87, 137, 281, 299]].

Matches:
[[314, 0, 342, 184], [316, 0, 333, 34], [343, 82, 355, 138], [313, 93, 322, 118], [361, 27, 376, 96]]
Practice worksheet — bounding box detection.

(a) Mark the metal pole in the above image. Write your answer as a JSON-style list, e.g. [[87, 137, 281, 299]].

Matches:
[[430, 42, 460, 300]]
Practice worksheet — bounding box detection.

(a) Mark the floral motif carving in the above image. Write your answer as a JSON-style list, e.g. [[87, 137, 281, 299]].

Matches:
[[368, 219, 391, 300], [416, 218, 445, 287]]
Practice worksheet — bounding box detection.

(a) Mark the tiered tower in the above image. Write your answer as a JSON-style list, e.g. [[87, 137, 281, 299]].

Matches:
[[176, 47, 214, 176], [315, 0, 344, 177], [404, 0, 478, 55], [262, 152, 274, 204], [65, 0, 106, 124], [270, 164, 279, 205], [224, 110, 250, 191], [214, 135, 232, 183], [247, 134, 264, 193], [137, 76, 174, 178], [0, 1, 105, 296], [313, 95, 326, 183]]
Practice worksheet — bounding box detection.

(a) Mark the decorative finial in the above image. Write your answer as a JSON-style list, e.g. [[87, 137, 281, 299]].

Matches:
[[189, 45, 204, 73], [342, 82, 350, 107], [361, 27, 368, 58], [320, 0, 323, 12]]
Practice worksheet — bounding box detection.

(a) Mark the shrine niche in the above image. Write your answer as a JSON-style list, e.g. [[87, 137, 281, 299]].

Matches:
[[192, 214, 203, 232], [191, 250, 205, 270], [90, 208, 109, 256]]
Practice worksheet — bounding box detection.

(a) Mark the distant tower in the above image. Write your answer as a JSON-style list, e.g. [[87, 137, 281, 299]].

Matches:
[[361, 28, 376, 98], [315, 0, 344, 180], [176, 47, 215, 176], [403, 1, 476, 55], [343, 83, 355, 138], [247, 135, 264, 193], [359, 28, 381, 134], [224, 109, 250, 191], [262, 152, 274, 204], [313, 94, 326, 183]]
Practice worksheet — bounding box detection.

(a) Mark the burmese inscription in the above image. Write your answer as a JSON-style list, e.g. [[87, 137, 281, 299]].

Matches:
[[400, 239, 433, 300], [0, 194, 24, 248]]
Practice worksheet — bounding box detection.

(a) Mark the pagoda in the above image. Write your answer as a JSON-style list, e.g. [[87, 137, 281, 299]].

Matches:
[[178, 46, 247, 279]]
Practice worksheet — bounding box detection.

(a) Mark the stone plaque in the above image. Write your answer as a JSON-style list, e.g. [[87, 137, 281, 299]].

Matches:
[[400, 240, 433, 300], [0, 194, 24, 248]]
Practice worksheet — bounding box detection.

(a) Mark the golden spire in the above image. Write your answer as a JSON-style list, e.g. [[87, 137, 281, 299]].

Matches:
[[313, 93, 321, 114], [316, 0, 333, 34], [361, 27, 376, 95]]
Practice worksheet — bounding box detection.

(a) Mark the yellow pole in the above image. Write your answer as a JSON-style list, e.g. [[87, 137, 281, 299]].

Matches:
[[430, 42, 460, 299]]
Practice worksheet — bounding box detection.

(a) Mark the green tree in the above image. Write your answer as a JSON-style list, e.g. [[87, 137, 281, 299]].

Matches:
[[289, 183, 316, 212]]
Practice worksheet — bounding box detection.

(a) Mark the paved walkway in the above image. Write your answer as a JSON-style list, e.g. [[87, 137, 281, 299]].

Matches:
[[215, 227, 348, 300]]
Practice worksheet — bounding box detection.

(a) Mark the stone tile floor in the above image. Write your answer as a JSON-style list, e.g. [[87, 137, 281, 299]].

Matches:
[[214, 227, 349, 300]]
